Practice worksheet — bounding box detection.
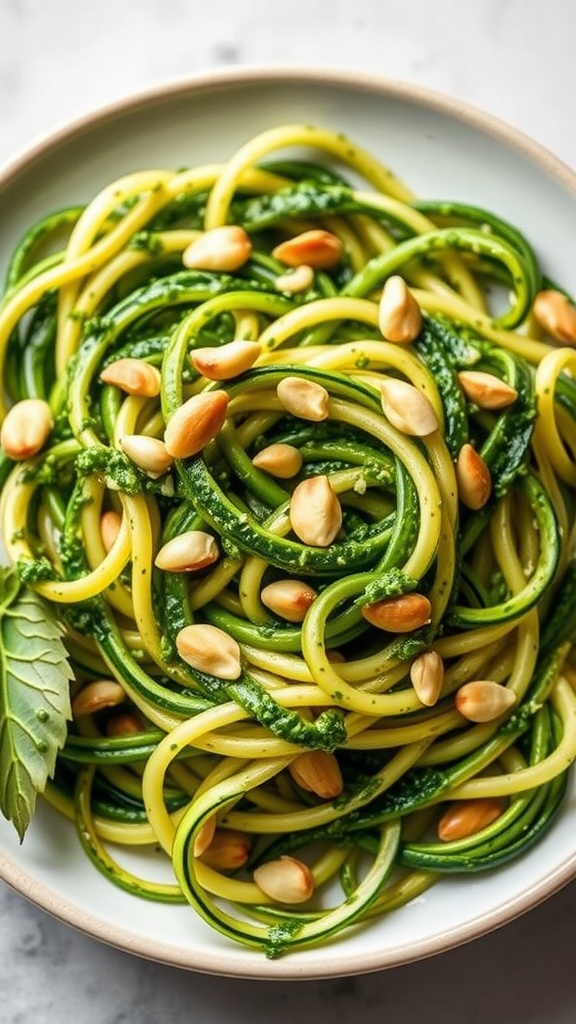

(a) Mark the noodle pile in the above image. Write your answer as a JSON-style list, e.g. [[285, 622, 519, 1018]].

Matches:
[[1, 124, 575, 956]]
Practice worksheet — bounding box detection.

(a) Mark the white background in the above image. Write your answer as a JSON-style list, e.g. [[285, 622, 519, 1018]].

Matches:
[[1, 1, 576, 1021]]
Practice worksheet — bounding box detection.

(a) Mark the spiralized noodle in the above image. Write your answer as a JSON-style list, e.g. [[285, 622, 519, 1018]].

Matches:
[[1, 123, 576, 957]]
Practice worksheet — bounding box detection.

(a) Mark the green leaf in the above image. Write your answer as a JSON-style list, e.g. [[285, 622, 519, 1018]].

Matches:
[[0, 567, 73, 841]]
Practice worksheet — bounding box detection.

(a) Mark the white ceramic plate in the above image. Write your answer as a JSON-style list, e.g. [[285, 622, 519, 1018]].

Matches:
[[1, 67, 575, 980]]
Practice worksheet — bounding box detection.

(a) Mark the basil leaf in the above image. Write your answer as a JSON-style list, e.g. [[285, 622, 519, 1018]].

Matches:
[[0, 567, 73, 840]]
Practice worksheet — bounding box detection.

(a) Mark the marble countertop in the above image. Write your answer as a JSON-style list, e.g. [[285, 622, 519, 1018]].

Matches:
[[1, 1, 576, 1021]]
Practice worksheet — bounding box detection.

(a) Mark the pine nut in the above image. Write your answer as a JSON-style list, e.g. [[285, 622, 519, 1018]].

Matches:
[[380, 378, 438, 436], [164, 390, 228, 459], [378, 275, 422, 343], [106, 712, 144, 737], [275, 264, 315, 294], [457, 370, 518, 410], [193, 816, 217, 858], [182, 225, 252, 272], [155, 530, 219, 572], [362, 592, 432, 632], [99, 357, 161, 397], [289, 475, 342, 547], [456, 443, 491, 509], [199, 829, 252, 871], [261, 579, 317, 622], [288, 751, 343, 799], [455, 680, 516, 722], [533, 289, 576, 344], [120, 434, 174, 478], [72, 680, 125, 717], [100, 509, 122, 552], [253, 855, 315, 904], [252, 442, 303, 478], [0, 398, 53, 460], [272, 229, 343, 270], [437, 797, 506, 842], [277, 376, 329, 421], [410, 650, 444, 706], [176, 623, 242, 680], [191, 340, 261, 381]]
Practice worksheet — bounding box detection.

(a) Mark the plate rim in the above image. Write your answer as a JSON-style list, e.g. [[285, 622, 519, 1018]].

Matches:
[[1, 64, 575, 195], [3, 839, 576, 979], [1, 63, 576, 980]]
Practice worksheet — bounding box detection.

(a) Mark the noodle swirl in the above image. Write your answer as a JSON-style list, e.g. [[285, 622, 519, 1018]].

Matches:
[[1, 123, 575, 957]]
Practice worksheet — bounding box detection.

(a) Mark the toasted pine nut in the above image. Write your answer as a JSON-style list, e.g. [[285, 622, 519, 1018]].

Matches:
[[288, 751, 343, 799], [252, 442, 303, 478], [455, 680, 516, 722], [380, 378, 438, 436], [182, 225, 252, 272], [176, 623, 242, 680], [362, 593, 432, 633], [410, 650, 444, 706], [456, 443, 491, 510], [272, 229, 343, 270], [289, 475, 342, 547], [378, 275, 422, 343], [99, 358, 161, 397], [191, 340, 261, 381], [199, 829, 252, 871], [72, 680, 125, 717], [261, 579, 317, 623], [457, 370, 518, 410], [120, 434, 174, 478], [438, 797, 506, 842], [0, 398, 53, 460], [533, 289, 576, 344], [164, 390, 228, 459], [253, 855, 315, 904], [155, 530, 219, 572], [100, 509, 122, 553], [277, 376, 329, 421], [193, 816, 217, 858], [275, 264, 315, 294], [106, 712, 144, 737]]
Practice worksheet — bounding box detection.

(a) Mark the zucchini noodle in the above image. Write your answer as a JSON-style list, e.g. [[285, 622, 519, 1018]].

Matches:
[[1, 123, 576, 958]]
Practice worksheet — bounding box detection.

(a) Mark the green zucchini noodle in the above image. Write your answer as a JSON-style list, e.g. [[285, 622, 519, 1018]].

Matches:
[[1, 122, 576, 957]]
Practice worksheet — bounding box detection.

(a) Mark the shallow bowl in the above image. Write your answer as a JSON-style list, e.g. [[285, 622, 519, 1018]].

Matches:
[[1, 66, 575, 979]]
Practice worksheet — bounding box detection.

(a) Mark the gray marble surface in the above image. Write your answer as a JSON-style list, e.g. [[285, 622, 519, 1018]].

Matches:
[[1, 1, 576, 1021]]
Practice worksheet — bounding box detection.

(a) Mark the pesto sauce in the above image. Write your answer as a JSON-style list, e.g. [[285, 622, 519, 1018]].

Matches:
[[17, 557, 58, 585], [75, 447, 142, 494]]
